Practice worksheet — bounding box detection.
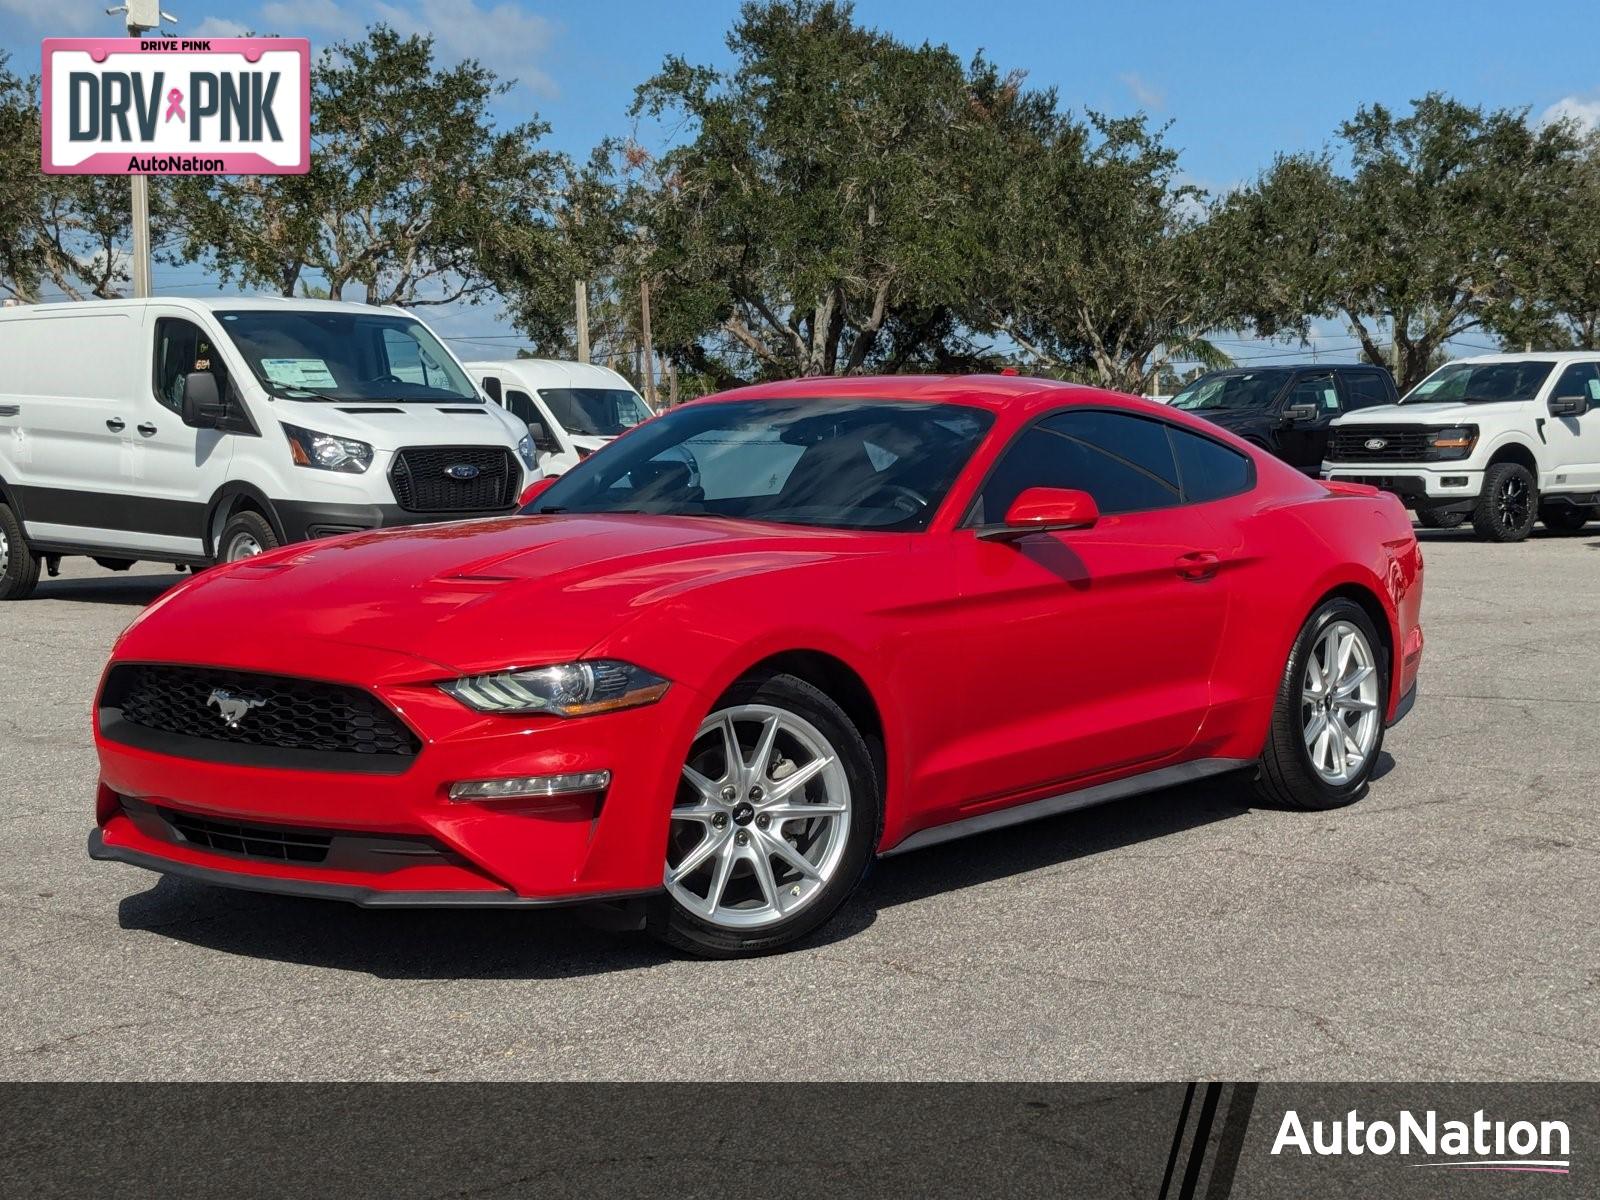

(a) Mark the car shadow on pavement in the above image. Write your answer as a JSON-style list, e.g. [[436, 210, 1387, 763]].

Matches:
[[33, 573, 186, 606], [116, 756, 1395, 973]]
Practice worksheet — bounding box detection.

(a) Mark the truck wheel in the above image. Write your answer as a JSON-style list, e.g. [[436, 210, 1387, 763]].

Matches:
[[217, 511, 280, 563], [1416, 509, 1465, 530], [1471, 463, 1537, 542], [0, 502, 41, 601], [1540, 505, 1593, 534]]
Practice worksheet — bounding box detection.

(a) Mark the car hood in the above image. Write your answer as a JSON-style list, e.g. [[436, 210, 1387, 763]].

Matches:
[[1331, 401, 1527, 426], [121, 514, 889, 676]]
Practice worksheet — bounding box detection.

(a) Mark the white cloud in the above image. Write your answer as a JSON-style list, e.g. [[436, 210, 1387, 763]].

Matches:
[[261, 0, 358, 37], [193, 17, 249, 38], [1540, 94, 1600, 133], [370, 0, 558, 96], [1119, 71, 1164, 111], [1, 0, 101, 32]]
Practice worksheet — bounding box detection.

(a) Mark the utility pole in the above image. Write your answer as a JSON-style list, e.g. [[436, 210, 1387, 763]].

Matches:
[[105, 2, 175, 298], [574, 279, 590, 363], [638, 276, 657, 407]]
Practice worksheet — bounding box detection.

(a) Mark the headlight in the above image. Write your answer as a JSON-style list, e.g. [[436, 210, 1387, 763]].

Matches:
[[516, 434, 538, 472], [441, 660, 670, 717], [282, 423, 373, 473], [1426, 425, 1477, 460]]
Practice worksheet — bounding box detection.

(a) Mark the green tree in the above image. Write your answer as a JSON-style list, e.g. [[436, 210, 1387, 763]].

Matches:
[[0, 55, 131, 302], [169, 26, 566, 328], [1519, 128, 1600, 349], [631, 0, 1014, 383], [1217, 94, 1581, 390]]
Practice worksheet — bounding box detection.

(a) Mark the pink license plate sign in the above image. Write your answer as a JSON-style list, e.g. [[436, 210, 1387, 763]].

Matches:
[[42, 37, 309, 175]]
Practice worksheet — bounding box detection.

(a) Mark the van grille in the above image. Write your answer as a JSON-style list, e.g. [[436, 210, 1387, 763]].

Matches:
[[390, 445, 518, 513], [1326, 426, 1434, 462]]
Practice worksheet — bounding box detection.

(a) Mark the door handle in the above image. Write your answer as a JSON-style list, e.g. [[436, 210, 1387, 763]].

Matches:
[[137, 423, 158, 436], [1175, 551, 1221, 581], [106, 418, 125, 432]]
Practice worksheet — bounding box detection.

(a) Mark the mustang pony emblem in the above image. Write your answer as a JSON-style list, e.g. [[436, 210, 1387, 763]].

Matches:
[[207, 688, 267, 728]]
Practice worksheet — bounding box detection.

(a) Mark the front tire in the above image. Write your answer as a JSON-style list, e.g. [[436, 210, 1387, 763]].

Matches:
[[1255, 598, 1387, 811], [648, 673, 880, 958], [0, 502, 41, 601], [217, 510, 280, 563], [1540, 505, 1593, 534], [1471, 462, 1537, 542]]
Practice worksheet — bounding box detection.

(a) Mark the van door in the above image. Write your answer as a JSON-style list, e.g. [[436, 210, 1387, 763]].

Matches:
[[505, 387, 573, 473], [135, 312, 237, 558], [1542, 361, 1600, 490]]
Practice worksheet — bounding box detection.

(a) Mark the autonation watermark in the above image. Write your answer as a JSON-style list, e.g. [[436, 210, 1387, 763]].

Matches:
[[1272, 1108, 1571, 1174]]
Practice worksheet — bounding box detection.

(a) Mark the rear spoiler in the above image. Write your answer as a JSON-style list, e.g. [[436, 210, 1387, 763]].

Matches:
[[1322, 479, 1380, 498]]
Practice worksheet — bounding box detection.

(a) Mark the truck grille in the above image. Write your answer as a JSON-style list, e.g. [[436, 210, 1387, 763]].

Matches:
[[1327, 426, 1434, 462], [389, 445, 519, 513], [101, 665, 421, 760]]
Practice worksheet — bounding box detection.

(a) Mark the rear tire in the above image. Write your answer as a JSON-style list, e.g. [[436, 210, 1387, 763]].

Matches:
[[1416, 508, 1465, 530], [217, 511, 279, 563], [0, 502, 41, 600], [1255, 598, 1387, 811], [1471, 462, 1537, 542], [648, 673, 880, 958], [1540, 505, 1593, 534]]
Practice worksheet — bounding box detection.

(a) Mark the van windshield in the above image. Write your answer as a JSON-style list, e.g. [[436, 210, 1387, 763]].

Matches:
[[539, 387, 652, 436], [215, 311, 479, 403], [1402, 361, 1556, 404]]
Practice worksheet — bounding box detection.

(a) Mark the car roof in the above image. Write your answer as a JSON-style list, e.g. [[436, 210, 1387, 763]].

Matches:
[[0, 296, 414, 320], [697, 373, 1110, 415], [1444, 351, 1600, 364], [464, 358, 636, 391]]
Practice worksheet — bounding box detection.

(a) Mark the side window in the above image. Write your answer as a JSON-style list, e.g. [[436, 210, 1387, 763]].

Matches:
[[1170, 427, 1254, 503], [380, 327, 446, 386], [1550, 362, 1600, 405], [153, 318, 229, 414], [1286, 372, 1340, 416], [1340, 372, 1392, 410], [973, 410, 1181, 522], [506, 389, 560, 452]]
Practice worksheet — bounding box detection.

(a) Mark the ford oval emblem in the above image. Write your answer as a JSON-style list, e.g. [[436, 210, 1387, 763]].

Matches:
[[1364, 438, 1387, 451], [445, 463, 481, 481]]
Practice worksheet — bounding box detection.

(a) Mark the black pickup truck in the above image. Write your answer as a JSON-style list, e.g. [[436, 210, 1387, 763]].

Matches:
[[1166, 364, 1399, 474]]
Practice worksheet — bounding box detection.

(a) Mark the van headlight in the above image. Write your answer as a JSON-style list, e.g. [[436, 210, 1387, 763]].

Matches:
[[516, 434, 538, 472], [441, 660, 670, 717], [281, 423, 373, 474]]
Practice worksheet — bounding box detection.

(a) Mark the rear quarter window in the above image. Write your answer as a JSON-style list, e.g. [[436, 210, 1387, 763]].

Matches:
[[1170, 426, 1255, 503]]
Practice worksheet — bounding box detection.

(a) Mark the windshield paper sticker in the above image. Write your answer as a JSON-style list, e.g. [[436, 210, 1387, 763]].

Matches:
[[261, 358, 337, 388]]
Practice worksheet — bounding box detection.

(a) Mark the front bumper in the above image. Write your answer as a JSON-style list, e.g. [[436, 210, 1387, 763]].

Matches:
[[91, 642, 699, 906], [274, 499, 519, 543], [1321, 464, 1482, 509]]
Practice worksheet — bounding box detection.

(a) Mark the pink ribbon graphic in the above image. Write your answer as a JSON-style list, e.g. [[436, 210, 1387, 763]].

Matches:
[[164, 88, 185, 123]]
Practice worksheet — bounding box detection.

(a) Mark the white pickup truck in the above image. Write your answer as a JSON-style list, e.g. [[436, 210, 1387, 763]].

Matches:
[[1321, 352, 1600, 541]]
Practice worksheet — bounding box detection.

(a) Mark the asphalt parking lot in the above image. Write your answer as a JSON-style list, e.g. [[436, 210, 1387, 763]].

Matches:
[[3, 531, 1597, 1082]]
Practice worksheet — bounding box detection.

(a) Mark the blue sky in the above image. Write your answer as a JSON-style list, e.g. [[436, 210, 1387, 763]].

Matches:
[[4, 0, 1600, 361]]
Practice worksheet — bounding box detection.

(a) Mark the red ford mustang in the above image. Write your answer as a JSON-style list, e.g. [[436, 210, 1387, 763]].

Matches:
[[89, 376, 1423, 956]]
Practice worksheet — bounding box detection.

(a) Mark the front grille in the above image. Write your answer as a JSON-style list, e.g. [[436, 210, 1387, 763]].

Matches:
[[1327, 426, 1434, 462], [163, 807, 332, 863], [390, 445, 518, 513], [102, 664, 420, 759]]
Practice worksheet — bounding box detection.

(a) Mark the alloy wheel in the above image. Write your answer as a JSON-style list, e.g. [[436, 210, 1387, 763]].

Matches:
[[1497, 476, 1531, 531], [666, 704, 852, 929], [1300, 619, 1382, 785]]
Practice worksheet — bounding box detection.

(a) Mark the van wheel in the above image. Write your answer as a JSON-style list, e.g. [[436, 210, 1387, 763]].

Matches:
[[218, 511, 280, 563], [1540, 505, 1593, 534], [1471, 463, 1537, 542], [0, 502, 41, 600]]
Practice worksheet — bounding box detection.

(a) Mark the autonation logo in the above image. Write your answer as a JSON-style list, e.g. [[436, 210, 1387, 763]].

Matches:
[[1272, 1108, 1571, 1175]]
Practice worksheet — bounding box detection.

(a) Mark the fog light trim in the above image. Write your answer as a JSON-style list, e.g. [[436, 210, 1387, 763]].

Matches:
[[449, 771, 612, 802]]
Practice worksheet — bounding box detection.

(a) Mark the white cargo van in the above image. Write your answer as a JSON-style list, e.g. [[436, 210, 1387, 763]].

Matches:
[[466, 359, 654, 476], [0, 298, 537, 599]]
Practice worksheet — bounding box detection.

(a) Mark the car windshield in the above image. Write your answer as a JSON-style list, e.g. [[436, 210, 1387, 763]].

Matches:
[[216, 310, 479, 403], [1403, 361, 1556, 405], [526, 398, 994, 532], [1170, 372, 1286, 411], [539, 387, 652, 436]]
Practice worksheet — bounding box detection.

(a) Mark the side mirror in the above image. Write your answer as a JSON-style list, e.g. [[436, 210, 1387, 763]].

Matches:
[[1282, 402, 1319, 426], [1549, 394, 1589, 418], [979, 487, 1100, 541], [180, 371, 223, 429]]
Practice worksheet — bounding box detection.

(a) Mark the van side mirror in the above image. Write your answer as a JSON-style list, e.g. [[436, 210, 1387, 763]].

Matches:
[[978, 487, 1100, 541], [1549, 393, 1589, 418], [180, 372, 223, 429], [1282, 402, 1319, 426]]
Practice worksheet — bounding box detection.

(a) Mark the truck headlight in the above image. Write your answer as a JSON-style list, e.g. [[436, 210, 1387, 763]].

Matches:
[[441, 660, 670, 717], [1426, 426, 1477, 460], [516, 434, 538, 472], [281, 423, 373, 473]]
